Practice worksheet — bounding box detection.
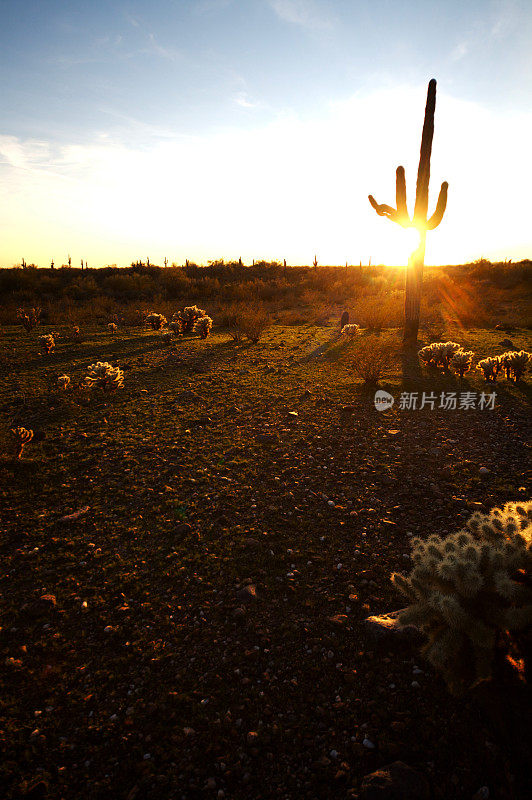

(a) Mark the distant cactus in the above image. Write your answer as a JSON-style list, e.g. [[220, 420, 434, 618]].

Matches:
[[85, 362, 124, 391], [56, 375, 71, 391], [341, 323, 360, 339], [39, 334, 55, 355], [193, 315, 213, 339], [340, 310, 349, 329], [418, 341, 461, 370], [145, 313, 167, 330], [499, 350, 531, 382], [477, 356, 502, 382], [10, 427, 34, 459], [450, 349, 474, 379], [107, 322, 118, 333], [313, 255, 318, 269], [391, 501, 532, 694], [17, 307, 41, 332]]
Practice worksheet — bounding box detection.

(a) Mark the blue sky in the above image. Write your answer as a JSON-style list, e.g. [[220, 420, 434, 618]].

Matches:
[[1, 0, 531, 266]]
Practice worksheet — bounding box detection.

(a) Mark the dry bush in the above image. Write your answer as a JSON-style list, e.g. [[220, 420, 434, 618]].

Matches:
[[218, 302, 270, 342], [355, 293, 403, 331], [351, 336, 396, 384]]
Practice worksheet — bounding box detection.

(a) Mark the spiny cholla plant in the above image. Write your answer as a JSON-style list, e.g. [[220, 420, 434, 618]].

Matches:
[[477, 356, 502, 382], [450, 350, 474, 379], [10, 427, 33, 458], [178, 306, 207, 334], [499, 350, 531, 382], [391, 501, 532, 694], [85, 361, 124, 391], [17, 307, 41, 332], [108, 323, 118, 333], [39, 334, 55, 355], [418, 341, 461, 370], [169, 319, 184, 336], [145, 313, 167, 331], [341, 323, 360, 339], [193, 315, 213, 339], [55, 375, 71, 391]]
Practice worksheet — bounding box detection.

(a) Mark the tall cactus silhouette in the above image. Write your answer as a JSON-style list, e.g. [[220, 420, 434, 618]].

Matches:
[[368, 79, 448, 344]]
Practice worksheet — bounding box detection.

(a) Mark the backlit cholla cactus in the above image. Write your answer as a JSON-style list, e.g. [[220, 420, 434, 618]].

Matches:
[[56, 375, 71, 391], [10, 427, 33, 459], [418, 341, 461, 370], [78, 376, 95, 394], [39, 334, 55, 355], [85, 361, 124, 391], [193, 315, 213, 339], [108, 323, 118, 333], [500, 350, 531, 382], [180, 306, 207, 333], [391, 501, 532, 694], [477, 356, 502, 382], [145, 313, 167, 331], [450, 350, 474, 379], [169, 318, 184, 336], [17, 307, 41, 332], [341, 323, 360, 339]]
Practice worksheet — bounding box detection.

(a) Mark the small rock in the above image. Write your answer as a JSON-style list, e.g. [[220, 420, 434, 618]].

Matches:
[[479, 467, 490, 475], [360, 761, 431, 800], [364, 610, 422, 644], [237, 585, 258, 603]]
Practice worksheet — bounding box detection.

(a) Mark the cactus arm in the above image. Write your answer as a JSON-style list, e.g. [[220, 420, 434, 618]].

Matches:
[[427, 181, 449, 230], [368, 195, 402, 223], [413, 78, 437, 226], [395, 166, 410, 226]]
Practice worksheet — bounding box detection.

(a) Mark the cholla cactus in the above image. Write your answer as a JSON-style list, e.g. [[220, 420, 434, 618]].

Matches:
[[180, 305, 207, 333], [169, 318, 184, 336], [78, 376, 95, 394], [17, 307, 41, 332], [391, 501, 532, 694], [193, 315, 213, 339], [39, 334, 55, 355], [108, 323, 118, 333], [477, 356, 502, 382], [418, 341, 461, 370], [10, 427, 33, 458], [85, 361, 124, 391], [500, 350, 531, 382], [56, 375, 71, 391], [341, 323, 360, 339], [145, 313, 167, 331], [450, 349, 474, 379]]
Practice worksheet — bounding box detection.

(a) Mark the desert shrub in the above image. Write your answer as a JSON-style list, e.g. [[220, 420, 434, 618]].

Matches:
[[341, 323, 360, 339], [356, 293, 403, 331], [145, 312, 167, 331], [418, 341, 461, 370], [237, 307, 270, 343], [499, 350, 531, 382], [17, 307, 41, 332], [351, 336, 394, 384], [10, 427, 33, 458], [477, 356, 502, 382], [450, 350, 475, 379], [39, 334, 55, 355], [84, 361, 124, 391], [392, 501, 532, 694], [193, 315, 213, 339]]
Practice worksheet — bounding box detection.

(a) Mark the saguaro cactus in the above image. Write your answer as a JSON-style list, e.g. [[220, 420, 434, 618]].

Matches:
[[368, 79, 448, 345]]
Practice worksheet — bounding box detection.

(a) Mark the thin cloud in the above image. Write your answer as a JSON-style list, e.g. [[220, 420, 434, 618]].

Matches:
[[269, 0, 335, 31], [143, 32, 181, 63], [234, 91, 260, 108]]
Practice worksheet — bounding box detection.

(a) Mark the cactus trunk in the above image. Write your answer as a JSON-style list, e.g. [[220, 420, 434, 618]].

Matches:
[[404, 231, 426, 344]]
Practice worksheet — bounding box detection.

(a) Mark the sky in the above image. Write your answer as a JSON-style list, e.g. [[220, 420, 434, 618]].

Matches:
[[1, 0, 531, 268]]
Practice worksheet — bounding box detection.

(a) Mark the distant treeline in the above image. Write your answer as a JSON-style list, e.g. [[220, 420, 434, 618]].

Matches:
[[1, 259, 530, 308]]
